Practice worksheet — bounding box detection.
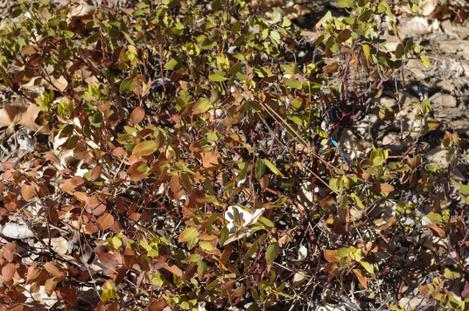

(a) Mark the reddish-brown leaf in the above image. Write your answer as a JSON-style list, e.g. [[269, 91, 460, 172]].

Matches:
[[112, 147, 126, 157], [428, 223, 445, 237], [3, 242, 16, 262], [130, 106, 145, 125], [90, 165, 102, 180], [148, 300, 167, 311], [2, 263, 16, 282], [97, 213, 114, 231], [61, 177, 85, 194], [128, 161, 150, 181], [84, 223, 99, 234]]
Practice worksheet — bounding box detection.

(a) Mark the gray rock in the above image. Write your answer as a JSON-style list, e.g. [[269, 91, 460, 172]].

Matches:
[[399, 17, 432, 38], [430, 92, 458, 108]]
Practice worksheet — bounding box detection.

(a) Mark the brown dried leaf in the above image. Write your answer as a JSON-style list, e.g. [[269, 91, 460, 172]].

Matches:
[[201, 150, 220, 168], [130, 106, 145, 125], [97, 212, 114, 231], [378, 183, 395, 194], [128, 161, 150, 181], [21, 184, 38, 201], [323, 249, 339, 263], [61, 177, 85, 194], [353, 268, 368, 288], [44, 261, 66, 281], [3, 242, 16, 262], [45, 278, 58, 295]]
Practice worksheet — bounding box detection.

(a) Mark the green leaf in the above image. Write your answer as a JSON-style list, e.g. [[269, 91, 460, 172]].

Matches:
[[151, 273, 164, 287], [265, 242, 279, 265], [164, 58, 178, 70], [459, 184, 469, 195], [420, 55, 430, 69], [269, 30, 281, 44], [108, 233, 123, 249], [255, 158, 266, 179], [100, 281, 117, 302], [119, 77, 135, 94], [360, 261, 374, 274], [89, 112, 103, 128], [444, 268, 461, 280], [209, 71, 228, 82], [192, 97, 212, 115], [350, 193, 365, 209], [178, 227, 199, 250], [132, 140, 158, 157], [264, 159, 285, 177], [286, 79, 302, 89], [199, 241, 216, 252], [337, 0, 355, 8]]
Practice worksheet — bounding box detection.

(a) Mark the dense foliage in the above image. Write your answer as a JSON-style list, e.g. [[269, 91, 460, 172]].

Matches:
[[0, 0, 467, 310]]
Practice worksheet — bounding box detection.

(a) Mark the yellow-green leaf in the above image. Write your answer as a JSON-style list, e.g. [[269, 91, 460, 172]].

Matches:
[[193, 97, 212, 115], [420, 55, 430, 69], [263, 159, 285, 177], [151, 273, 164, 287], [265, 242, 279, 265], [360, 261, 374, 274], [209, 71, 228, 82], [132, 140, 158, 157], [178, 227, 199, 250], [337, 0, 354, 8]]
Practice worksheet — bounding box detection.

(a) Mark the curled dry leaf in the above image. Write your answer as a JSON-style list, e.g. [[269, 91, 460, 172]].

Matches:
[[44, 262, 66, 281]]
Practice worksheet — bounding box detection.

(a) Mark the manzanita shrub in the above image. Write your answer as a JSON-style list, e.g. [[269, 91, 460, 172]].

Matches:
[[0, 0, 467, 310]]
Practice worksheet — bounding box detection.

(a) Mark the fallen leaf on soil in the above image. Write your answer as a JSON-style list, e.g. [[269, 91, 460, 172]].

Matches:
[[201, 150, 220, 168], [97, 212, 114, 230], [0, 100, 49, 134]]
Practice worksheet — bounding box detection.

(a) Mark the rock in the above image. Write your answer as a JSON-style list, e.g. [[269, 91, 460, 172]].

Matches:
[[380, 97, 398, 109], [438, 41, 469, 59], [399, 17, 432, 38], [441, 20, 469, 40], [297, 245, 308, 261], [293, 271, 306, 284], [382, 133, 408, 152], [419, 0, 437, 16], [1, 222, 35, 239], [436, 80, 456, 93], [430, 93, 457, 108], [399, 296, 432, 310], [407, 59, 427, 80], [425, 147, 449, 168]]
